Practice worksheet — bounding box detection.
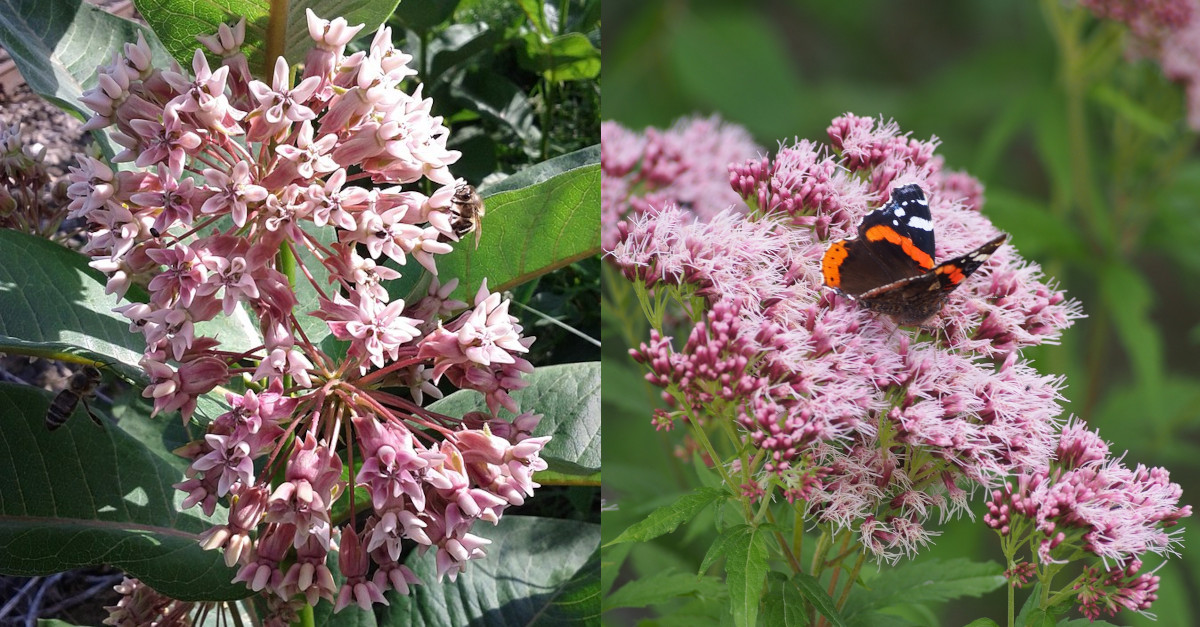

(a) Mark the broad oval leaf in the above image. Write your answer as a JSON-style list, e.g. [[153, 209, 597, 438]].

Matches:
[[0, 0, 174, 156], [0, 230, 262, 386], [428, 362, 600, 476], [0, 383, 244, 601], [384, 146, 599, 303], [0, 230, 146, 383], [130, 0, 400, 77], [377, 515, 600, 626]]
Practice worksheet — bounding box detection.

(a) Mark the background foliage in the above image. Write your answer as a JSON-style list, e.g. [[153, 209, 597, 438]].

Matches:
[[603, 1, 1199, 625]]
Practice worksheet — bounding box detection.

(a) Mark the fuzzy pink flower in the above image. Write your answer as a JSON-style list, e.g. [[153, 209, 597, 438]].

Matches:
[[609, 114, 1085, 561]]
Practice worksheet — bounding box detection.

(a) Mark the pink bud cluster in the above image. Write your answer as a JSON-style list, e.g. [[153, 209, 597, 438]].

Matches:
[[71, 12, 549, 612], [606, 113, 1084, 561], [984, 420, 1189, 619]]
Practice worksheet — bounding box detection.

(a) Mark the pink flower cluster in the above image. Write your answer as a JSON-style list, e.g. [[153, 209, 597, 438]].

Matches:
[[600, 115, 760, 250], [609, 114, 1084, 563], [984, 420, 1190, 620], [1081, 0, 1200, 128], [70, 12, 548, 613]]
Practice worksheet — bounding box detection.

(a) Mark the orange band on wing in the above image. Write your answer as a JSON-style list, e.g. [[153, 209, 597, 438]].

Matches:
[[822, 240, 848, 287], [936, 264, 965, 284], [864, 225, 934, 269]]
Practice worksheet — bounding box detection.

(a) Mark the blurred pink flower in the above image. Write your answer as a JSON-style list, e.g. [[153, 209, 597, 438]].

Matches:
[[601, 115, 761, 250]]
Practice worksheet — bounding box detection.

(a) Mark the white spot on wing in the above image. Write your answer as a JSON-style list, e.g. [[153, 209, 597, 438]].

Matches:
[[908, 216, 934, 231], [894, 208, 906, 217]]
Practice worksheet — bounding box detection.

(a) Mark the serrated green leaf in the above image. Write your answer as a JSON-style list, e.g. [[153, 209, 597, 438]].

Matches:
[[846, 558, 1006, 616], [378, 516, 599, 626], [725, 525, 770, 627], [963, 620, 1001, 627], [0, 383, 244, 601], [606, 488, 725, 546], [794, 570, 848, 627], [130, 0, 400, 78], [763, 572, 810, 627], [428, 362, 600, 475], [0, 0, 174, 157], [603, 570, 725, 611]]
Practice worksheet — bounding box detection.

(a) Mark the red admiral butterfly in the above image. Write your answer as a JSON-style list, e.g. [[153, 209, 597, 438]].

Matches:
[[820, 184, 1007, 325]]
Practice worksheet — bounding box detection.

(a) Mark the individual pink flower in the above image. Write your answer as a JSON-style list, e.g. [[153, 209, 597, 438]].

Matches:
[[201, 160, 268, 226], [250, 57, 321, 127]]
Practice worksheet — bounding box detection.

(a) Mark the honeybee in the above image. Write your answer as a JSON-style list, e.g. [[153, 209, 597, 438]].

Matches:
[[45, 365, 104, 431], [446, 183, 485, 248]]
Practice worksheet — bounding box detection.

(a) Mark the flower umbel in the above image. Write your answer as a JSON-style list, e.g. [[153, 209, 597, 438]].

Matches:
[[72, 12, 547, 611]]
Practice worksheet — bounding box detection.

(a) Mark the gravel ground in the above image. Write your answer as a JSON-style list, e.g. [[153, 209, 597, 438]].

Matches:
[[0, 83, 92, 179]]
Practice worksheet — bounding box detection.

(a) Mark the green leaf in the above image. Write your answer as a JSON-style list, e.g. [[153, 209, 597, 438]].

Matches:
[[606, 487, 725, 546], [392, 0, 460, 33], [0, 230, 145, 383], [0, 0, 173, 157], [0, 383, 244, 601], [378, 516, 600, 626], [518, 32, 601, 81], [428, 362, 600, 475], [1090, 83, 1171, 140], [963, 620, 1001, 627], [603, 569, 725, 611], [1100, 261, 1164, 397], [515, 0, 552, 37], [794, 570, 848, 627], [483, 145, 598, 195], [846, 558, 1006, 616], [130, 0, 401, 77], [763, 572, 810, 627], [666, 8, 806, 141], [0, 230, 262, 388], [725, 525, 770, 627], [389, 147, 599, 303]]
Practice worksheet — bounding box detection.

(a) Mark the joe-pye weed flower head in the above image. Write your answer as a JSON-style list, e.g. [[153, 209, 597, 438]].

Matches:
[[605, 113, 1187, 618], [72, 11, 550, 616]]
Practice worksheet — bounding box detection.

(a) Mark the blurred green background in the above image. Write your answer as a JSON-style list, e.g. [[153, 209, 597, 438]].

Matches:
[[602, 0, 1200, 624]]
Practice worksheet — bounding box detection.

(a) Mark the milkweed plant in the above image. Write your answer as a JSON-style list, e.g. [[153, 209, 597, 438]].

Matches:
[[601, 114, 1191, 626], [0, 6, 602, 624]]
